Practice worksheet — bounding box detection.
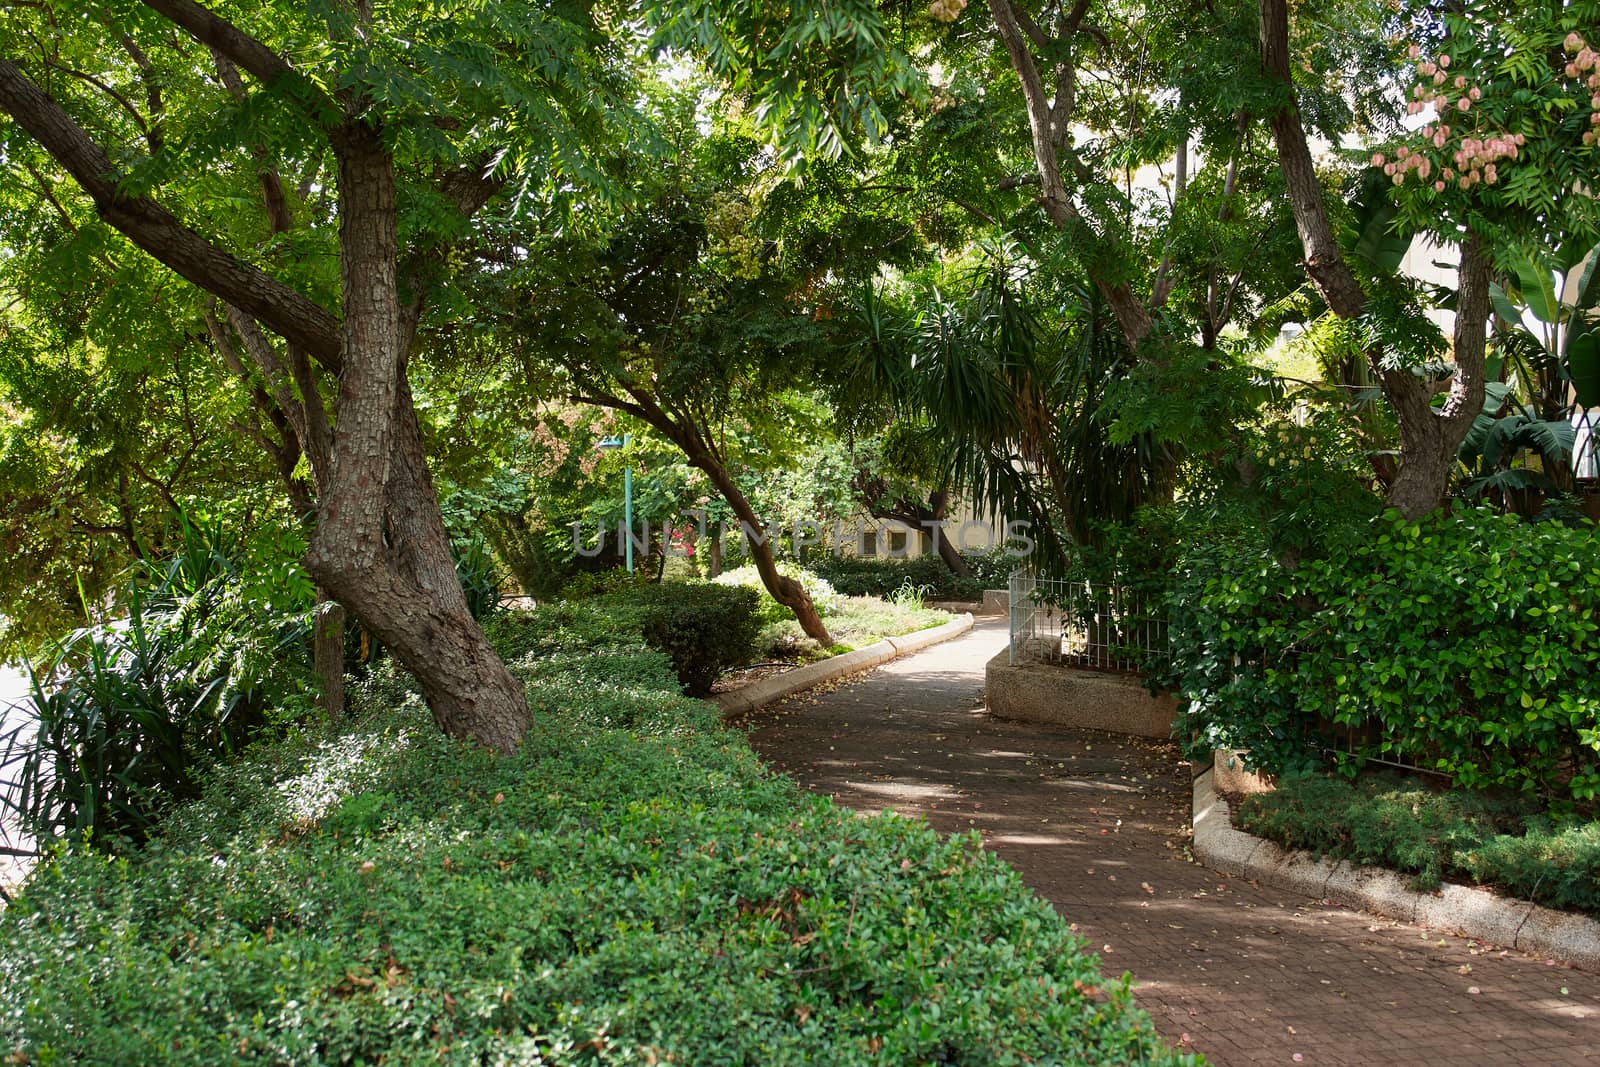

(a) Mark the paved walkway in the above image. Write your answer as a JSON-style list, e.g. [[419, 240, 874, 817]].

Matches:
[[739, 619, 1600, 1066]]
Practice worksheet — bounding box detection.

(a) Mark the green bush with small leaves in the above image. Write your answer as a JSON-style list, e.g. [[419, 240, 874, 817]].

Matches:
[[640, 583, 763, 696], [0, 602, 1194, 1066], [1235, 772, 1600, 912], [1164, 508, 1600, 802]]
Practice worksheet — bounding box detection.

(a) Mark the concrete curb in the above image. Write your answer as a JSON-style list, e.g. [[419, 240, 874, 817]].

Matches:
[[1192, 765, 1600, 970], [714, 613, 975, 717]]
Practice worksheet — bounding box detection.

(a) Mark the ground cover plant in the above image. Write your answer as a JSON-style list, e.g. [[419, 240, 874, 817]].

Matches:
[[1234, 772, 1600, 914], [0, 608, 1194, 1066]]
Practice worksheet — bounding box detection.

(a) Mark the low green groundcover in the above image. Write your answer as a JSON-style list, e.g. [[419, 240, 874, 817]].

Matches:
[[1234, 772, 1600, 914], [0, 615, 1193, 1065]]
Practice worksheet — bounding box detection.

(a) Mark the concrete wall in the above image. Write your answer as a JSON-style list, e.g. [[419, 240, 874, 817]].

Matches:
[[984, 650, 1178, 738]]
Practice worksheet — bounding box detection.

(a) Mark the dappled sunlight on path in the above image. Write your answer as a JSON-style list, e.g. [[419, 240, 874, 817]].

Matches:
[[740, 618, 1600, 1066]]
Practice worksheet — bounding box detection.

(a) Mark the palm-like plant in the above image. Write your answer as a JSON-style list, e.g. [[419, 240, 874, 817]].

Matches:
[[0, 512, 312, 849], [846, 246, 1176, 571]]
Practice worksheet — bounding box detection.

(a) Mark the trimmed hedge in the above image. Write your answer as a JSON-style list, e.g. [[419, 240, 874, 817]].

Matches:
[[1235, 772, 1600, 913], [640, 583, 763, 696], [0, 609, 1194, 1066]]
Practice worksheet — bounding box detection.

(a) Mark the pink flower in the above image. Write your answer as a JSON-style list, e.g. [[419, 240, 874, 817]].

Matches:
[[1433, 130, 1447, 148], [1419, 61, 1436, 76], [1514, 132, 1526, 145], [1407, 100, 1423, 115], [1434, 180, 1446, 192], [1454, 75, 1467, 89], [1442, 167, 1454, 180], [1418, 158, 1432, 179], [1457, 97, 1471, 112], [1434, 70, 1447, 85], [1372, 152, 1386, 167], [1408, 43, 1421, 60], [1567, 32, 1586, 53], [1397, 145, 1410, 159], [1384, 162, 1397, 176], [1484, 164, 1498, 183], [1469, 87, 1481, 101], [1568, 63, 1581, 79], [1439, 54, 1451, 68], [1393, 173, 1405, 186]]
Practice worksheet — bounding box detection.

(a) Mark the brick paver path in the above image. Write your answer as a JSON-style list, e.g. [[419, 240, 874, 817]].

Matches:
[[739, 619, 1600, 1066]]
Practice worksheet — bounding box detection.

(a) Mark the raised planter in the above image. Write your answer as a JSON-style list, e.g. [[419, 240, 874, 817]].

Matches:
[[984, 651, 1178, 738], [1191, 758, 1600, 970], [714, 613, 975, 717]]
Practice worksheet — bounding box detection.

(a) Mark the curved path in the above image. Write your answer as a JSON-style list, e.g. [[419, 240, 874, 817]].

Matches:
[[739, 618, 1600, 1066]]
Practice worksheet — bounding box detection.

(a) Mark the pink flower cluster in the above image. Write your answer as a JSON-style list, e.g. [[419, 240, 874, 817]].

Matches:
[[1380, 32, 1596, 193], [1563, 32, 1600, 146]]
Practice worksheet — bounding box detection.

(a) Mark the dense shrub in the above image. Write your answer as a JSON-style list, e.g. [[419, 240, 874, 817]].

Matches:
[[640, 583, 763, 696], [1235, 772, 1600, 912], [0, 612, 1192, 1066], [807, 554, 984, 601], [1166, 508, 1600, 801]]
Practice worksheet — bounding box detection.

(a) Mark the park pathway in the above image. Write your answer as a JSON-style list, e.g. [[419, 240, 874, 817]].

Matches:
[[739, 618, 1600, 1066]]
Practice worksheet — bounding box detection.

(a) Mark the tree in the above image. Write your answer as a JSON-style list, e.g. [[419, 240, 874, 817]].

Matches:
[[0, 1, 639, 751], [473, 93, 849, 643], [1260, 0, 1600, 516]]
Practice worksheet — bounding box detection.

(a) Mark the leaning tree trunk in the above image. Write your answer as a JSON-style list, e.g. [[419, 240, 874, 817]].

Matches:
[[612, 389, 835, 645], [694, 454, 833, 645], [306, 123, 528, 753]]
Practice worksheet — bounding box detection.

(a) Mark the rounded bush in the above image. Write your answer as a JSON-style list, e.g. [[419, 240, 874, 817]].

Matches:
[[640, 583, 763, 696]]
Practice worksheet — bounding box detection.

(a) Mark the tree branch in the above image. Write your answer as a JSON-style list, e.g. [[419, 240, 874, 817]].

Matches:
[[139, 0, 339, 124], [0, 56, 343, 369], [1258, 0, 1365, 319]]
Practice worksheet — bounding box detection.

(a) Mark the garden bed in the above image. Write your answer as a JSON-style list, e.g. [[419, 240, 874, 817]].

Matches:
[[0, 608, 1191, 1064], [1228, 771, 1600, 917]]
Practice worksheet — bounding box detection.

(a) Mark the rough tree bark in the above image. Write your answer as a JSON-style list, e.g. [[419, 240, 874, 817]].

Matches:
[[312, 593, 347, 719], [0, 20, 529, 751], [1258, 0, 1488, 518]]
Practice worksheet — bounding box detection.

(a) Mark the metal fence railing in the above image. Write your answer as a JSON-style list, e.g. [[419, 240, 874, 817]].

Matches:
[[1007, 569, 1168, 673]]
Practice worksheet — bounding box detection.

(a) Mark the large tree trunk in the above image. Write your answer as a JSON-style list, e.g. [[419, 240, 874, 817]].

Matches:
[[305, 122, 528, 753], [1383, 235, 1492, 518], [0, 23, 529, 753]]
